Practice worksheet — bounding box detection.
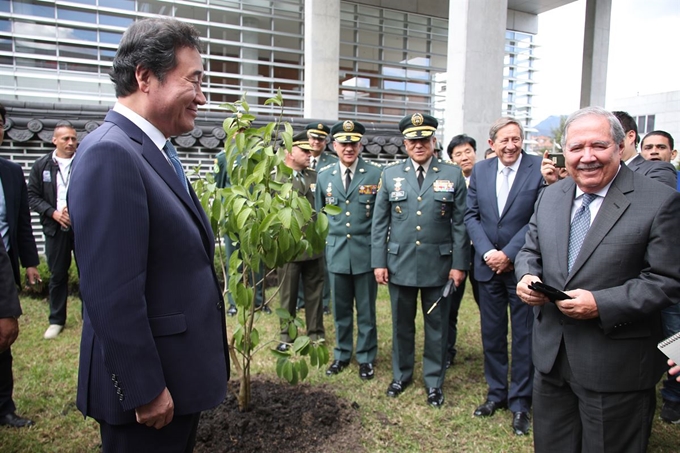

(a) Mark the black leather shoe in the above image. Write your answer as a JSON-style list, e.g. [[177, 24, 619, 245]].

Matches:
[[386, 380, 411, 397], [227, 306, 237, 317], [275, 343, 289, 352], [323, 306, 332, 316], [326, 360, 349, 376], [473, 399, 507, 417], [427, 388, 444, 408], [445, 350, 456, 369], [260, 305, 272, 314], [359, 363, 374, 380], [512, 411, 530, 435], [0, 412, 34, 428]]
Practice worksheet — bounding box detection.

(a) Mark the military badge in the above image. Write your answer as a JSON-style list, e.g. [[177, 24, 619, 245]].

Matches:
[[359, 185, 378, 195], [393, 177, 405, 192], [411, 113, 424, 126], [433, 180, 455, 192]]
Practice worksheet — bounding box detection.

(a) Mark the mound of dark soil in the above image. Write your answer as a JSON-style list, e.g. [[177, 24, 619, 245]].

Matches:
[[195, 377, 364, 453]]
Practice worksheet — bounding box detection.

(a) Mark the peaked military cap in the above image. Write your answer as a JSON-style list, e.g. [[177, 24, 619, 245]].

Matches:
[[305, 122, 331, 139], [399, 113, 438, 139], [330, 120, 365, 144], [292, 131, 312, 151]]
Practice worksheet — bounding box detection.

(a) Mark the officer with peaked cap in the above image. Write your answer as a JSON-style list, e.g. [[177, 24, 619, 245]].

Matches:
[[277, 131, 325, 350], [371, 113, 470, 407], [316, 120, 382, 381], [296, 124, 336, 315]]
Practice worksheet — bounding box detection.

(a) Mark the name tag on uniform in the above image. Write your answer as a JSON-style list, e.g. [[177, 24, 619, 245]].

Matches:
[[325, 197, 336, 204], [359, 185, 378, 195], [433, 180, 454, 192], [42, 171, 51, 182], [390, 191, 405, 200]]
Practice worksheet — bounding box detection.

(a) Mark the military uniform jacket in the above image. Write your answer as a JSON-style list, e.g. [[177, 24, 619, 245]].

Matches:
[[277, 166, 322, 262], [315, 158, 382, 275], [371, 158, 470, 287], [311, 151, 338, 169]]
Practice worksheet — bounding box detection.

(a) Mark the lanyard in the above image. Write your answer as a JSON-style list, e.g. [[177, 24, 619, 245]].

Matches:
[[54, 159, 72, 190]]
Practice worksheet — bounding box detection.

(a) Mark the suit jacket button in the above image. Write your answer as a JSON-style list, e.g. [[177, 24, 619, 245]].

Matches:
[[346, 222, 350, 227], [416, 211, 422, 216], [346, 234, 351, 239], [217, 302, 223, 310], [416, 226, 421, 231], [345, 200, 350, 204], [416, 241, 421, 246], [417, 196, 422, 201], [345, 212, 350, 216]]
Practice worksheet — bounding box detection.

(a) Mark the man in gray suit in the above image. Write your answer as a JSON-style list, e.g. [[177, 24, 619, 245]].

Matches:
[[516, 106, 680, 452]]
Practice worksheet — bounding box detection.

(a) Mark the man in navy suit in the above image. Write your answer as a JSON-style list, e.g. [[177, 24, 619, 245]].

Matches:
[[68, 18, 229, 452], [464, 117, 543, 435], [0, 103, 41, 428]]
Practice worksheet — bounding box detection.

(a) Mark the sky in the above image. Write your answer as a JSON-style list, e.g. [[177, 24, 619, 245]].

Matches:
[[531, 0, 680, 124]]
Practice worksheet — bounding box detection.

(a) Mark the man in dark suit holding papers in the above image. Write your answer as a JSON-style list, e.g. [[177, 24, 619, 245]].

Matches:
[[515, 106, 680, 452]]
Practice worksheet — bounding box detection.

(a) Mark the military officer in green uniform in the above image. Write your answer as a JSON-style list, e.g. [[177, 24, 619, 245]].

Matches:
[[315, 120, 382, 380], [214, 147, 269, 316], [296, 123, 337, 314], [277, 132, 325, 350], [371, 113, 470, 407]]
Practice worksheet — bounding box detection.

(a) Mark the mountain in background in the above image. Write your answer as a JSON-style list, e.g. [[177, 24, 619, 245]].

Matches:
[[532, 115, 562, 136]]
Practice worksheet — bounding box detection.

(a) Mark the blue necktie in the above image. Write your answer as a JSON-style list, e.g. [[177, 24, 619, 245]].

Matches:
[[164, 141, 188, 193], [567, 193, 597, 272]]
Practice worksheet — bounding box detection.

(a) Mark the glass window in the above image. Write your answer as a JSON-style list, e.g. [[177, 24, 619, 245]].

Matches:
[[0, 19, 10, 32], [99, 12, 134, 28], [13, 0, 54, 18], [646, 115, 655, 133], [15, 38, 57, 56], [56, 6, 96, 24], [99, 31, 122, 45], [58, 27, 97, 42], [100, 0, 134, 9]]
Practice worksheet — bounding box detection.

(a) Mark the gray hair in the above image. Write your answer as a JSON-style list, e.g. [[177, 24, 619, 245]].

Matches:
[[489, 117, 524, 141], [561, 107, 625, 149], [110, 18, 203, 98]]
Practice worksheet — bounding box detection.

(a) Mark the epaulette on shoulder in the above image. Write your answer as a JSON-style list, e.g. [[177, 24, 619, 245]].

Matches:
[[438, 158, 456, 166], [384, 159, 404, 168], [318, 163, 334, 173], [367, 160, 383, 168]]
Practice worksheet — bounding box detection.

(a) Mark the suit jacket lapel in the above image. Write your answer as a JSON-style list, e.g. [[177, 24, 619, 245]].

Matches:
[[106, 111, 213, 251], [565, 167, 632, 284], [421, 160, 439, 193], [403, 160, 419, 193], [328, 163, 345, 197], [556, 180, 576, 281], [501, 152, 532, 218], [347, 159, 369, 195]]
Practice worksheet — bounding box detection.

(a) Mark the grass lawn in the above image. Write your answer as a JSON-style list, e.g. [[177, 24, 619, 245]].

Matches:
[[3, 286, 680, 452]]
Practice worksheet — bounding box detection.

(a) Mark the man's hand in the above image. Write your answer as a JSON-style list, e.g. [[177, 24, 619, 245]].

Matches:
[[449, 269, 466, 287], [541, 151, 569, 185], [374, 268, 389, 285], [25, 267, 41, 286], [0, 317, 19, 353], [51, 209, 71, 229], [135, 387, 174, 429], [557, 289, 599, 319], [516, 274, 549, 306], [485, 250, 513, 274], [668, 360, 680, 382]]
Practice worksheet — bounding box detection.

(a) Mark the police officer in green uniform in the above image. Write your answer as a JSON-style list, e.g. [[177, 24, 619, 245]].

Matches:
[[277, 132, 325, 350], [213, 149, 269, 315], [315, 120, 382, 380], [371, 113, 470, 407], [296, 122, 336, 314]]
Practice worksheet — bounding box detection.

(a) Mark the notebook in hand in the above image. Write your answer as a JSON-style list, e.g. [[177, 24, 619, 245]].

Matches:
[[658, 331, 680, 364]]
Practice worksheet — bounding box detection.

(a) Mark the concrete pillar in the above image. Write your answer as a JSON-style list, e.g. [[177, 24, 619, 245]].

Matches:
[[580, 0, 611, 108], [445, 0, 508, 156], [241, 16, 259, 107], [304, 0, 340, 120]]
